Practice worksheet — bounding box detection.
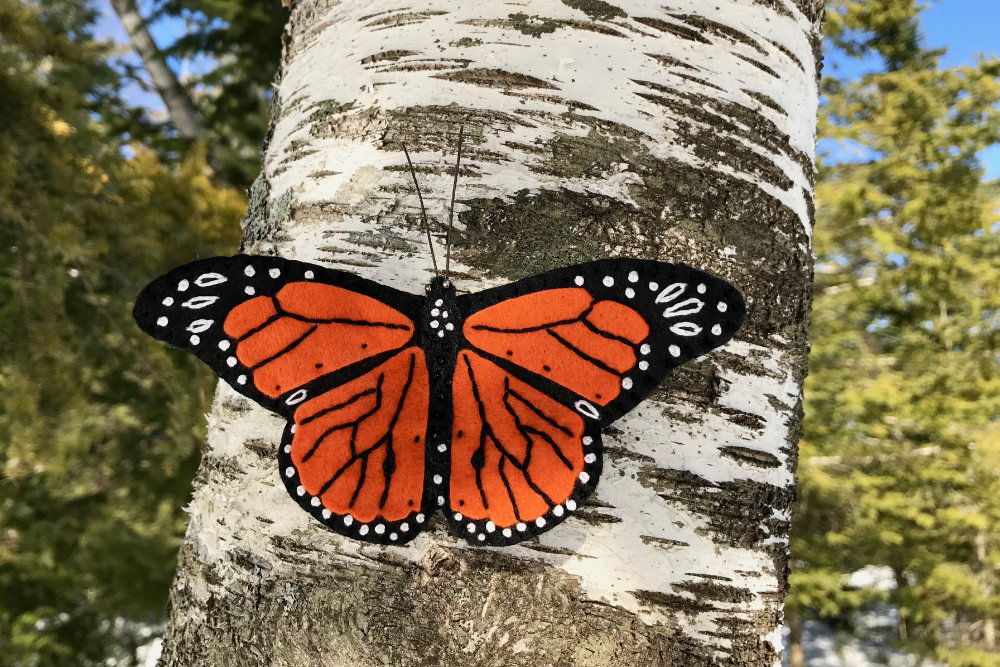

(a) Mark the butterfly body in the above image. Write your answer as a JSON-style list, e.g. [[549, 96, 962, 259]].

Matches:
[[134, 256, 745, 547]]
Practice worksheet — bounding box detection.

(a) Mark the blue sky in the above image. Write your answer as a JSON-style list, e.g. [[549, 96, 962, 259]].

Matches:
[[96, 0, 999, 176]]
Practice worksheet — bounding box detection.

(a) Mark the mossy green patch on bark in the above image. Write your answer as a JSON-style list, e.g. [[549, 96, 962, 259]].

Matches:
[[560, 0, 627, 21]]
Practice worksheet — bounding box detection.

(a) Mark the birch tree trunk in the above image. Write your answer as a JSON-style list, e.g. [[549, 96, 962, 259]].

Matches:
[[157, 1, 823, 665]]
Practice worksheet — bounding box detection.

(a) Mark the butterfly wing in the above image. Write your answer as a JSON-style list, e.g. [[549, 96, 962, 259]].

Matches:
[[133, 255, 431, 544], [132, 255, 422, 415], [280, 347, 431, 544], [447, 349, 601, 545], [448, 259, 745, 545]]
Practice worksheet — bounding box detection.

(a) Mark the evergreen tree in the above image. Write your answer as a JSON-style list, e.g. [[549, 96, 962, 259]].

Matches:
[[0, 1, 242, 663], [789, 1, 1000, 664]]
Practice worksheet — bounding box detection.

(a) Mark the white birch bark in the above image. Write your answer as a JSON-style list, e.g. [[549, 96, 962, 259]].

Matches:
[[158, 1, 823, 664]]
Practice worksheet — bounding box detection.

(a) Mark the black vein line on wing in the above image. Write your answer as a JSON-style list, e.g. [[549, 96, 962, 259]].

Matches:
[[303, 375, 383, 463], [312, 353, 418, 509], [376, 353, 417, 509], [468, 303, 595, 335], [300, 385, 378, 425], [545, 329, 621, 376], [580, 317, 640, 347], [503, 381, 575, 471], [498, 456, 521, 522], [462, 353, 557, 511], [250, 324, 318, 370], [236, 297, 411, 343], [237, 310, 284, 341], [461, 353, 492, 512]]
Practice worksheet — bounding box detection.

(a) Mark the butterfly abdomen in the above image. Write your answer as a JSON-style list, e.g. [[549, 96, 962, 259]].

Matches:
[[421, 277, 463, 515]]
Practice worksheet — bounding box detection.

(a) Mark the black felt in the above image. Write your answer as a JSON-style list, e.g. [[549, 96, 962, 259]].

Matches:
[[133, 255, 746, 548]]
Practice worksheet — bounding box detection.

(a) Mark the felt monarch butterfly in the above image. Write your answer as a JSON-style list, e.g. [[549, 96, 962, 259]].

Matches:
[[133, 133, 746, 547]]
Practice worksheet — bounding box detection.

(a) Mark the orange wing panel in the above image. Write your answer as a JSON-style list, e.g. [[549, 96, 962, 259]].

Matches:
[[222, 282, 414, 398], [463, 289, 650, 405], [450, 350, 585, 528], [289, 348, 428, 523]]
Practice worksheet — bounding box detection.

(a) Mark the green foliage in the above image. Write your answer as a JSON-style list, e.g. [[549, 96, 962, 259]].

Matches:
[[0, 1, 242, 664], [790, 0, 1000, 662], [153, 0, 286, 187]]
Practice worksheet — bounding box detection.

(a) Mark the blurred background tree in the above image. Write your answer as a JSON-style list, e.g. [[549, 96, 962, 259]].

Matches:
[[2, 0, 999, 665], [789, 1, 1000, 665], [0, 1, 244, 664]]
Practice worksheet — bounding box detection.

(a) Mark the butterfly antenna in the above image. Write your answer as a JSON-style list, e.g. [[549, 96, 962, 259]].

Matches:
[[445, 125, 464, 278], [402, 143, 439, 276]]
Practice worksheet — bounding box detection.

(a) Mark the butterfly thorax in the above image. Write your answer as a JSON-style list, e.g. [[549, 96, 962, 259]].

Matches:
[[421, 276, 462, 383]]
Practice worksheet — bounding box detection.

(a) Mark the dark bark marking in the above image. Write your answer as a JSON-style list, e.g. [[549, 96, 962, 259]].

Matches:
[[560, 0, 627, 21], [719, 446, 782, 469], [632, 17, 710, 44]]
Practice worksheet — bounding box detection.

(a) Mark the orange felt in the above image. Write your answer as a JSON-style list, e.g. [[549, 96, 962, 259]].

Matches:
[[290, 348, 428, 523], [463, 290, 652, 406], [248, 321, 413, 398], [224, 296, 278, 338], [548, 321, 635, 372], [276, 282, 413, 327], [450, 351, 584, 528], [237, 318, 314, 368], [463, 288, 592, 329], [585, 300, 650, 343]]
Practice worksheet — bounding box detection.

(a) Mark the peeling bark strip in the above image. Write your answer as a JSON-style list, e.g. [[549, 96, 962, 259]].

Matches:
[[159, 1, 822, 665]]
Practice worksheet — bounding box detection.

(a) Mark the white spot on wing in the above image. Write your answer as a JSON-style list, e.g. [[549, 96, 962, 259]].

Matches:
[[670, 322, 703, 337], [187, 319, 213, 333], [285, 389, 308, 405], [269, 268, 281, 278], [182, 295, 219, 309], [602, 276, 614, 287], [156, 316, 168, 327], [195, 273, 227, 287], [627, 271, 638, 282], [244, 265, 255, 277], [662, 298, 703, 318], [574, 276, 584, 286], [655, 283, 686, 304]]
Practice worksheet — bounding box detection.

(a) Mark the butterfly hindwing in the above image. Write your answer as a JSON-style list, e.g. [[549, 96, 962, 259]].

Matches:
[[446, 350, 602, 546], [279, 347, 431, 545], [132, 255, 423, 416]]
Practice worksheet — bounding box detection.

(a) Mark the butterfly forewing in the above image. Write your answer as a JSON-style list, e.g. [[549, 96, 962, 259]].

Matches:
[[458, 259, 746, 426], [133, 256, 422, 415]]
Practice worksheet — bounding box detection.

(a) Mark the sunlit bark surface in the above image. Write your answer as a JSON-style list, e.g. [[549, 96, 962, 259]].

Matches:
[[158, 1, 823, 665]]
